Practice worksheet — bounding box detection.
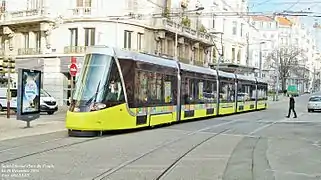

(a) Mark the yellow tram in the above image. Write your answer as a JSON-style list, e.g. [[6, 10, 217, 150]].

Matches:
[[66, 46, 268, 136]]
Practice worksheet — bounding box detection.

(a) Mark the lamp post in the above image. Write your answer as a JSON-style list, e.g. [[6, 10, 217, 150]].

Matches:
[[259, 41, 266, 78], [209, 32, 224, 71]]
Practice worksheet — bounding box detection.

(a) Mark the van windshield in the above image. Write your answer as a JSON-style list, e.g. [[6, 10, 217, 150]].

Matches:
[[40, 89, 51, 97], [309, 97, 321, 102]]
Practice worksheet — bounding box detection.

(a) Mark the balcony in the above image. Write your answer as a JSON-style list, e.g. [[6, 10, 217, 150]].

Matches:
[[0, 9, 52, 24], [64, 7, 106, 19], [18, 48, 42, 56], [155, 18, 213, 46], [64, 46, 88, 54]]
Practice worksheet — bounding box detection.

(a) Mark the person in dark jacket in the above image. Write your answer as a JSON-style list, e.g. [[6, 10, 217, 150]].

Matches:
[[286, 95, 297, 118]]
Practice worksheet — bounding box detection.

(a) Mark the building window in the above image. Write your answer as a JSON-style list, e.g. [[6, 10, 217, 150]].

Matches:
[[77, 0, 91, 7], [232, 47, 236, 63], [69, 28, 78, 46], [84, 28, 95, 46], [35, 31, 41, 50], [1, 0, 6, 13], [232, 21, 237, 35], [23, 33, 29, 48], [124, 30, 132, 49], [222, 19, 225, 32], [212, 18, 215, 28], [240, 23, 244, 37], [137, 33, 143, 50]]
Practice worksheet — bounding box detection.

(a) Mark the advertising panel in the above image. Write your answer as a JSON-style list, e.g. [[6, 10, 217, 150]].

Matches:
[[17, 68, 41, 121]]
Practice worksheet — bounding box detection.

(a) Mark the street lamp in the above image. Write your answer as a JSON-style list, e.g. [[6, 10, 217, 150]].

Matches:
[[210, 31, 224, 72], [259, 41, 266, 78]]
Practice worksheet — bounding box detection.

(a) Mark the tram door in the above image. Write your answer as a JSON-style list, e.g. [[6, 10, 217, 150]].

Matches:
[[63, 73, 76, 106]]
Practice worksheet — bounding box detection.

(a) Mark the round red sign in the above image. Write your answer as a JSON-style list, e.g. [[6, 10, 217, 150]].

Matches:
[[69, 63, 78, 76]]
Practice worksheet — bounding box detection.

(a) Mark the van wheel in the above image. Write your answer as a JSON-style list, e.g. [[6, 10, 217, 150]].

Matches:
[[47, 111, 54, 115]]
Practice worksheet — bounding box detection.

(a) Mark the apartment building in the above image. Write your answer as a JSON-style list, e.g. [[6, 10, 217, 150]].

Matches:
[[251, 15, 319, 92], [0, 0, 213, 105], [201, 0, 252, 71]]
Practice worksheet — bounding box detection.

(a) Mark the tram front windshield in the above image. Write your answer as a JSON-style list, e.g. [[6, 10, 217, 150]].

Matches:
[[71, 53, 124, 112]]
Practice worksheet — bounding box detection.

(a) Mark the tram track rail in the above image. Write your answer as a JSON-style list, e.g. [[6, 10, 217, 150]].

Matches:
[[0, 136, 105, 164], [0, 136, 68, 154], [92, 116, 284, 180], [92, 119, 238, 180]]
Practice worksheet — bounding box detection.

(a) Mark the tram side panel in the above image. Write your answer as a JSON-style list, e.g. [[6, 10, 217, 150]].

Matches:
[[256, 82, 268, 110], [236, 79, 257, 112], [122, 59, 178, 127], [218, 76, 236, 115], [180, 70, 218, 121]]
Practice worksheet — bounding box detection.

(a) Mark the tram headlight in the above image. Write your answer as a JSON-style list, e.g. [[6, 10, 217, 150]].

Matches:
[[90, 102, 107, 111]]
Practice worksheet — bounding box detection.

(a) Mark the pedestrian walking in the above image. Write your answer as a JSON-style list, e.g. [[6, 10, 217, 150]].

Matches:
[[286, 95, 297, 118]]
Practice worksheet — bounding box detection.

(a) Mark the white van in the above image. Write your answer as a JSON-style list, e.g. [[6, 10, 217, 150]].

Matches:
[[0, 88, 58, 115], [40, 89, 58, 115], [0, 88, 18, 111]]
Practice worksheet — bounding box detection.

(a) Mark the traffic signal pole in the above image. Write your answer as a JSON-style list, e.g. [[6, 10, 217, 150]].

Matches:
[[7, 57, 10, 119]]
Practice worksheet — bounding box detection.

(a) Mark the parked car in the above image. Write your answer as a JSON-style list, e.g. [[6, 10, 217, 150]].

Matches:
[[307, 95, 321, 112], [40, 89, 58, 115], [0, 88, 58, 115]]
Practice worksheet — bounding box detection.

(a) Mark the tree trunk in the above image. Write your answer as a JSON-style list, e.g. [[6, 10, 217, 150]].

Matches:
[[281, 77, 287, 92]]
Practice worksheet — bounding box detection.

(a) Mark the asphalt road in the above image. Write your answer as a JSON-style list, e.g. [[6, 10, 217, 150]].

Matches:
[[0, 94, 320, 180]]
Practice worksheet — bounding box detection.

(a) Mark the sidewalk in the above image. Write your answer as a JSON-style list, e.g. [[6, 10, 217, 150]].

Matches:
[[0, 115, 66, 141]]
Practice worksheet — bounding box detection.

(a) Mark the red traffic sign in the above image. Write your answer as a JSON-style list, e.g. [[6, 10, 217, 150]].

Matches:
[[69, 63, 78, 77]]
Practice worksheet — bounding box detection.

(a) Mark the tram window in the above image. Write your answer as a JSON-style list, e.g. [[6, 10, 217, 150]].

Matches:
[[257, 84, 268, 100], [181, 77, 189, 104], [164, 75, 176, 105], [220, 81, 235, 103], [103, 60, 125, 104], [134, 70, 149, 106], [119, 59, 135, 107], [203, 80, 217, 103], [132, 69, 177, 107], [237, 82, 256, 101]]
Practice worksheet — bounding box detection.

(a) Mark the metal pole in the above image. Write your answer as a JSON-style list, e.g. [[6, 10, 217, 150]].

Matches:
[[116, 19, 119, 47], [259, 43, 262, 78], [216, 33, 223, 72], [175, 11, 181, 122], [7, 58, 10, 119], [70, 76, 73, 103], [275, 50, 280, 101]]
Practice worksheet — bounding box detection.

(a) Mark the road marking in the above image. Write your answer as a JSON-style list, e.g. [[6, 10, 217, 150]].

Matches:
[[266, 169, 321, 178], [249, 121, 279, 135]]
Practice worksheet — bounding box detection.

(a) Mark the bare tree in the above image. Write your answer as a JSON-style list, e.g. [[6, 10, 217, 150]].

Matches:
[[264, 46, 305, 91]]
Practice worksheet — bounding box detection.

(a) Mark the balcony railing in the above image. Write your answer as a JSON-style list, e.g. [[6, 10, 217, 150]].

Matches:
[[64, 46, 88, 54], [156, 19, 212, 45], [0, 9, 50, 23], [65, 7, 106, 18], [18, 48, 42, 55]]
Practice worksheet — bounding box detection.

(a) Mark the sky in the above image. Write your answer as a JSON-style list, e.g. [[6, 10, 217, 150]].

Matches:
[[248, 0, 321, 49]]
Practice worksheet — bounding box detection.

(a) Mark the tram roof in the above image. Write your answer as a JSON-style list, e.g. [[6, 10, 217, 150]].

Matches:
[[114, 48, 178, 68], [235, 74, 256, 82], [256, 78, 267, 84], [179, 62, 217, 76], [217, 70, 235, 79]]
